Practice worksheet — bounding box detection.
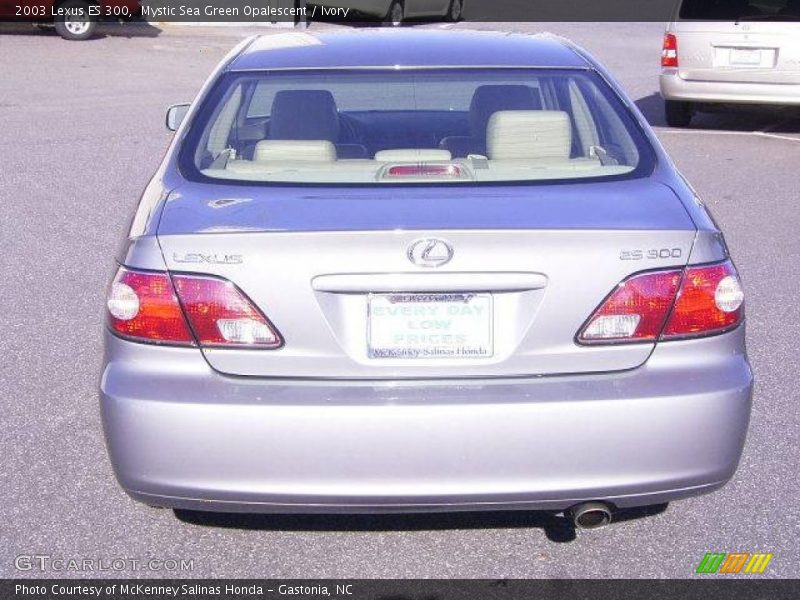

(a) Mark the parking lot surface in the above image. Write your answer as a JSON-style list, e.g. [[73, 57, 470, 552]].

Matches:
[[0, 21, 798, 579]]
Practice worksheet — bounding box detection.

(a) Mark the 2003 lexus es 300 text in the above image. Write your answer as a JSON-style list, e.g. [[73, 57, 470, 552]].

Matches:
[[100, 31, 753, 529]]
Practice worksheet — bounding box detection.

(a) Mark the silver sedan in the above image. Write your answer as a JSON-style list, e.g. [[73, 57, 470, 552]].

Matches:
[[100, 30, 753, 530]]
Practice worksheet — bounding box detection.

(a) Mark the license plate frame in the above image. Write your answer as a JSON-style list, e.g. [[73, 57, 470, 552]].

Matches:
[[367, 293, 494, 360]]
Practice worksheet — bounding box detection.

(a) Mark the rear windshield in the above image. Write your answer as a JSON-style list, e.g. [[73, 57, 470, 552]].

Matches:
[[679, 0, 800, 20], [183, 69, 652, 185]]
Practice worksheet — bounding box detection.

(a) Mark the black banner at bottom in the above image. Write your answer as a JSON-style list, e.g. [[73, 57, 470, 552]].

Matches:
[[4, 579, 799, 600]]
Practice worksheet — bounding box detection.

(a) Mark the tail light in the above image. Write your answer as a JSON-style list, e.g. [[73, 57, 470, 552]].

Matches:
[[172, 274, 282, 348], [578, 261, 743, 345], [662, 33, 679, 68], [107, 267, 282, 348], [578, 269, 682, 343], [107, 268, 194, 345], [661, 262, 744, 339]]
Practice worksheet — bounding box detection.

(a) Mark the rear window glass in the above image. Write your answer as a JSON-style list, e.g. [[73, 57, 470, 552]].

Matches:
[[183, 69, 651, 185], [679, 0, 800, 20]]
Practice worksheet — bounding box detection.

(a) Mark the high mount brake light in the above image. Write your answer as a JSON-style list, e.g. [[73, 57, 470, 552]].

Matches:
[[106, 267, 282, 349], [387, 164, 462, 178], [662, 33, 679, 68], [578, 261, 743, 345]]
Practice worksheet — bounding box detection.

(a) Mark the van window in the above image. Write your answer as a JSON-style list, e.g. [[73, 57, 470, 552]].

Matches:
[[679, 0, 800, 20]]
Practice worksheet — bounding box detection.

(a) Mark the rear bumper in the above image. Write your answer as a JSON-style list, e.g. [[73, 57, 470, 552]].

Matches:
[[660, 70, 800, 105], [100, 329, 753, 513]]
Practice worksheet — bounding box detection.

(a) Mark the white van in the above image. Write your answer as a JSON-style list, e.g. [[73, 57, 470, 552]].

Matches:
[[660, 0, 800, 126]]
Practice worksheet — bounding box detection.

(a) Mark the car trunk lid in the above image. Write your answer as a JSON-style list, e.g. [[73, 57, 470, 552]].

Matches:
[[157, 179, 696, 379]]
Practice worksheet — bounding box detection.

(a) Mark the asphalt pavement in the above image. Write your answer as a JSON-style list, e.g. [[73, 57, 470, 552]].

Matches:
[[0, 20, 798, 579]]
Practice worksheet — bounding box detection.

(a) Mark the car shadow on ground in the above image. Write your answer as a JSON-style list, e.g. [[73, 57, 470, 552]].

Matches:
[[0, 20, 161, 39], [173, 503, 669, 543], [634, 92, 668, 127], [636, 92, 800, 133]]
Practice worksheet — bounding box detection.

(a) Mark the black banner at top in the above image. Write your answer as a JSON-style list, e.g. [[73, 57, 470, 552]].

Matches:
[[130, 0, 683, 23], [0, 0, 726, 24], [5, 0, 797, 23]]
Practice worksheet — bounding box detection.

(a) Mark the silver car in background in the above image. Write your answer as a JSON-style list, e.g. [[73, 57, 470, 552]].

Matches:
[[661, 0, 800, 126], [101, 31, 753, 529]]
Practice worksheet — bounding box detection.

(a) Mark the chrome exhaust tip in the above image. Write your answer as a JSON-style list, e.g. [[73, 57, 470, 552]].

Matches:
[[568, 502, 613, 530]]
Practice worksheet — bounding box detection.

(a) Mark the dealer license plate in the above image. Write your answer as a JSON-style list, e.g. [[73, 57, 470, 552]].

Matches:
[[368, 293, 493, 359]]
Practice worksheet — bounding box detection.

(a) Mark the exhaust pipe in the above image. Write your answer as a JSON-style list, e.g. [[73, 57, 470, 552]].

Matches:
[[568, 502, 613, 530]]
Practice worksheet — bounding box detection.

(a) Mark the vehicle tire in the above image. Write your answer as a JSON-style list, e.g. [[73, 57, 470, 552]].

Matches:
[[54, 0, 97, 41], [664, 100, 693, 128], [384, 1, 404, 26], [447, 0, 464, 21]]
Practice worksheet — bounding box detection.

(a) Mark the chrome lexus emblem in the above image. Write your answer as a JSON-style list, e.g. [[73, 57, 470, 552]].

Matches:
[[407, 238, 454, 268]]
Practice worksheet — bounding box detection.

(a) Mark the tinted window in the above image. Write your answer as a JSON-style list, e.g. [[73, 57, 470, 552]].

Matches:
[[185, 69, 652, 185], [679, 0, 800, 20]]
